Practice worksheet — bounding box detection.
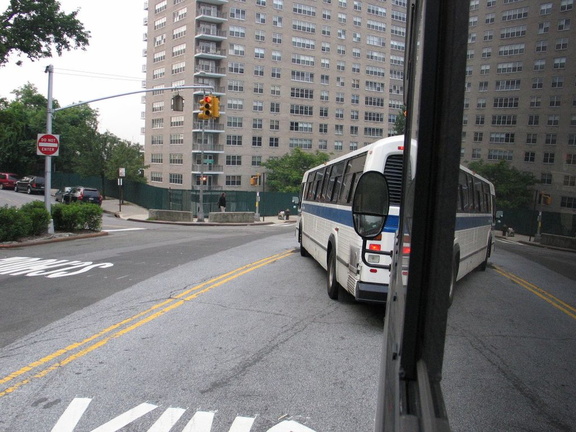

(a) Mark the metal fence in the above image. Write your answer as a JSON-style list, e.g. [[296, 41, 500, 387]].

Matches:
[[52, 173, 299, 218]]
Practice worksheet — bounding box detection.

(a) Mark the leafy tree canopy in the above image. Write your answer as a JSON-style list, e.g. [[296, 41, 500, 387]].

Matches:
[[262, 148, 330, 193], [0, 84, 146, 190], [393, 106, 407, 136], [0, 0, 90, 66], [467, 159, 537, 210]]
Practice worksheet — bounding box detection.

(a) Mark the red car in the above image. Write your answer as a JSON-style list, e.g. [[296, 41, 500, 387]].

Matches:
[[0, 173, 19, 190]]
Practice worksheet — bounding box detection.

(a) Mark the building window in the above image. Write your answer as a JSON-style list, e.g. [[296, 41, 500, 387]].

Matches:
[[563, 175, 576, 187], [226, 135, 243, 146], [270, 119, 280, 130], [524, 151, 535, 162], [269, 137, 279, 147], [150, 172, 163, 182], [226, 176, 242, 186], [252, 156, 262, 166], [226, 155, 242, 166], [472, 148, 481, 159], [169, 173, 183, 185], [541, 173, 553, 184], [543, 152, 555, 164], [526, 133, 537, 144], [561, 197, 576, 209], [252, 136, 263, 146]]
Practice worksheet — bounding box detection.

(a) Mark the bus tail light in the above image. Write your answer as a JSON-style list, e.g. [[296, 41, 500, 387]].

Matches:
[[402, 246, 411, 255], [368, 243, 381, 251]]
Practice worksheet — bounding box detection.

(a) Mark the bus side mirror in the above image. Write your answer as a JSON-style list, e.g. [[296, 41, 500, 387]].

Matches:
[[352, 171, 391, 238]]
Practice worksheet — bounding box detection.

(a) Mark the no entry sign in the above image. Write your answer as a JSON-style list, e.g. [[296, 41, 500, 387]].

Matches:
[[37, 133, 60, 156]]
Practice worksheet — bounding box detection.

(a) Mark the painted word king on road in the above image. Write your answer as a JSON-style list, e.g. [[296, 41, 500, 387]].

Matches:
[[0, 257, 113, 278], [52, 398, 317, 432]]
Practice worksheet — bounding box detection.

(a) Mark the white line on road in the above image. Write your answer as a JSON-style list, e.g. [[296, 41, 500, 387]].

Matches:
[[103, 228, 147, 232], [50, 397, 91, 432], [496, 238, 526, 246], [147, 407, 186, 432], [91, 403, 157, 432]]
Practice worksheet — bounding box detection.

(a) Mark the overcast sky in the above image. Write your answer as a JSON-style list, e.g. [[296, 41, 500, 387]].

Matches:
[[0, 0, 146, 144]]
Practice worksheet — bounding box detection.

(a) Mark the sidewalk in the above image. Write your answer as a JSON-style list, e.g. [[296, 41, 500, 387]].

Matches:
[[100, 198, 296, 226]]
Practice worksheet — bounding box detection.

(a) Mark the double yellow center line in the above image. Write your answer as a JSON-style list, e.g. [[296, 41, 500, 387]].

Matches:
[[0, 249, 295, 398], [493, 264, 576, 320]]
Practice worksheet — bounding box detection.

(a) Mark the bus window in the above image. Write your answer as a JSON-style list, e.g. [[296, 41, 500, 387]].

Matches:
[[313, 168, 326, 201], [305, 172, 316, 201], [458, 171, 469, 212], [327, 161, 346, 202], [474, 178, 484, 212], [319, 165, 333, 202]]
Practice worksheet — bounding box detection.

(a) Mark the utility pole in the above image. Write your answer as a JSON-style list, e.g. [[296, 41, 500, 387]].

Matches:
[[44, 65, 55, 234]]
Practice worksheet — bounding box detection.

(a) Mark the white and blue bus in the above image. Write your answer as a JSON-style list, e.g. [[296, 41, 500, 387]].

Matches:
[[297, 135, 416, 303], [297, 134, 496, 304], [450, 165, 496, 303]]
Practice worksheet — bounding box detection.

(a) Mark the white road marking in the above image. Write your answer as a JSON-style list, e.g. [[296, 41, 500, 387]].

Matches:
[[50, 397, 91, 432], [229, 416, 256, 432], [0, 257, 113, 278], [496, 238, 526, 246], [103, 228, 147, 232], [53, 398, 317, 431], [181, 411, 215, 432], [91, 403, 157, 432], [147, 407, 186, 432]]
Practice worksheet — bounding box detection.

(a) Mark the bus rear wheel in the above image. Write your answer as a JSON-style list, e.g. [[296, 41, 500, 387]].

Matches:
[[327, 248, 339, 300], [299, 224, 310, 257], [478, 241, 491, 271]]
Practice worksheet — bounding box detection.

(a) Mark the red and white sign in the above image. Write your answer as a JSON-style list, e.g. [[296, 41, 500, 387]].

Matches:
[[37, 133, 60, 156]]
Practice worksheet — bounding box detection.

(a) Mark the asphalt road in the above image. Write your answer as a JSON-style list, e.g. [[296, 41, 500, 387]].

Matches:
[[0, 194, 574, 431]]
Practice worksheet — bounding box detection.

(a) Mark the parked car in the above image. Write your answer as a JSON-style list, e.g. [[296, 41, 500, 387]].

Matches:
[[68, 186, 103, 206], [0, 173, 19, 190], [15, 176, 45, 194], [55, 186, 73, 202]]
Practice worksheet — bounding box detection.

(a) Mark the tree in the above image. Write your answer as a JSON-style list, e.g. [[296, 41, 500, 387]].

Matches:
[[392, 106, 407, 136], [467, 160, 537, 210], [0, 83, 47, 174], [262, 148, 330, 193], [0, 0, 90, 66]]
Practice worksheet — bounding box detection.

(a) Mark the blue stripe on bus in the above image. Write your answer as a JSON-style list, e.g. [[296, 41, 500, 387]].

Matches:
[[301, 202, 400, 233], [455, 214, 493, 230]]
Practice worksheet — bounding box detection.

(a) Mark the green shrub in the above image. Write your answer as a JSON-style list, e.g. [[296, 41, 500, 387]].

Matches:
[[52, 203, 102, 231], [0, 205, 32, 241], [20, 201, 51, 236]]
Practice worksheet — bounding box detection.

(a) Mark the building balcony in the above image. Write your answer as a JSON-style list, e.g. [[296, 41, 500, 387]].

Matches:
[[196, 0, 227, 9], [195, 47, 226, 60], [195, 10, 228, 24], [192, 164, 224, 174], [192, 143, 224, 153], [192, 122, 225, 132], [195, 29, 227, 42]]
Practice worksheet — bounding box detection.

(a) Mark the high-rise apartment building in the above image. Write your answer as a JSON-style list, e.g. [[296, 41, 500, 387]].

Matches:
[[463, 0, 575, 214], [142, 0, 408, 192]]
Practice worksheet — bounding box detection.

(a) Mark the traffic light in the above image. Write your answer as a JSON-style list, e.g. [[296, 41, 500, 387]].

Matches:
[[211, 96, 220, 118], [540, 193, 552, 205], [172, 94, 184, 111], [198, 95, 212, 120], [250, 174, 260, 186]]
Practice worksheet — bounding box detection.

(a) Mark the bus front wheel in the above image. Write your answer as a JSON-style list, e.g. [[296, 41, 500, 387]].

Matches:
[[327, 248, 339, 300]]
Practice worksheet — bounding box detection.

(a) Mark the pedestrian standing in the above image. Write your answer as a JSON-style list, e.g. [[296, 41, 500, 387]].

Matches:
[[218, 192, 226, 212]]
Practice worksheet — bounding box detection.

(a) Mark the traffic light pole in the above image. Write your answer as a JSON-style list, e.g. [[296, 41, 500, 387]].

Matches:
[[44, 64, 214, 230], [197, 117, 206, 222]]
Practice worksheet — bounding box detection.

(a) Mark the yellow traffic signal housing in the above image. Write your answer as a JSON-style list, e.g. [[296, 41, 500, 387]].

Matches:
[[250, 175, 260, 186], [211, 96, 220, 118], [542, 193, 552, 205], [198, 95, 212, 120]]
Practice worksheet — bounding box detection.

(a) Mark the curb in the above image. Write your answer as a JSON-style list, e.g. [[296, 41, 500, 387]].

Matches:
[[0, 231, 109, 249]]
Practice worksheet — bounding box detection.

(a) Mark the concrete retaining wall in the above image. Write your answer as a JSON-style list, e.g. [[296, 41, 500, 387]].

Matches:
[[149, 209, 193, 222], [209, 212, 254, 223], [541, 234, 576, 250]]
